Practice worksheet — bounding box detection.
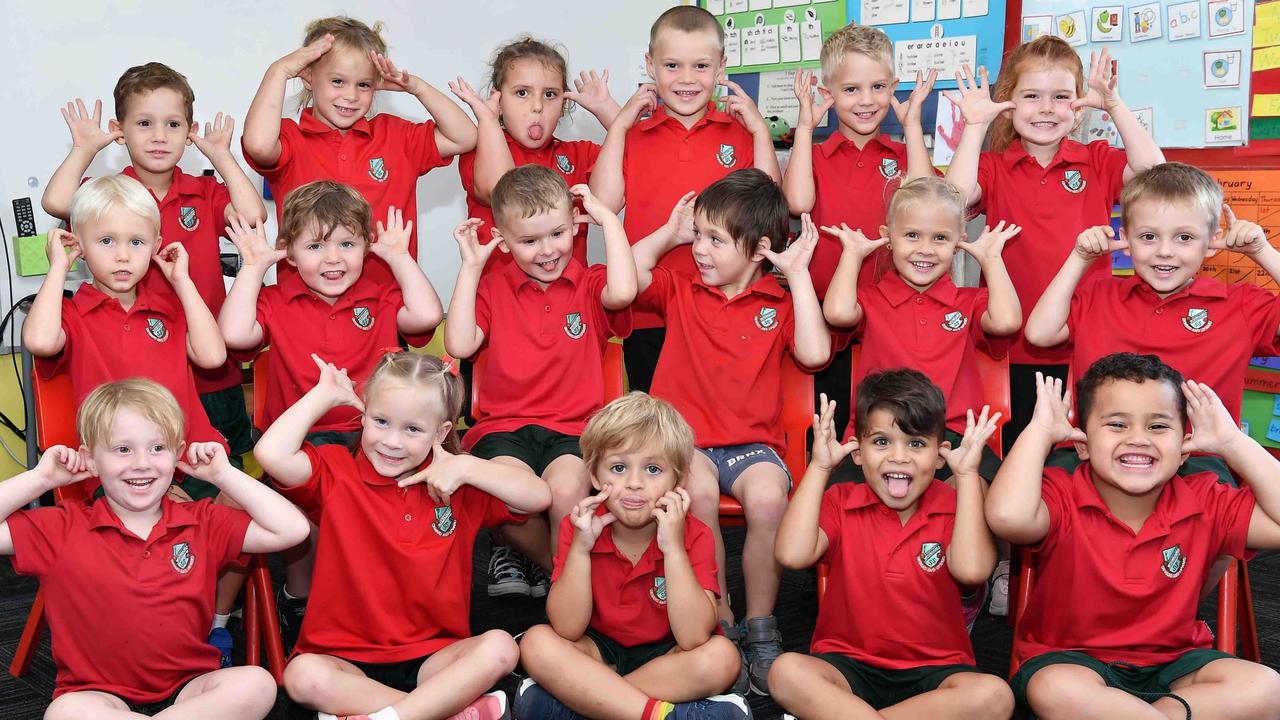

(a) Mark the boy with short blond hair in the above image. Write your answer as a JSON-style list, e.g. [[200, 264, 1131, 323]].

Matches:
[[445, 164, 635, 599], [516, 392, 749, 720], [590, 4, 781, 394]]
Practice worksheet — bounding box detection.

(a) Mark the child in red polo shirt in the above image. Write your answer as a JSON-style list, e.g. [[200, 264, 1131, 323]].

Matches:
[[771, 375, 1012, 720], [516, 392, 749, 720], [590, 5, 781, 393], [255, 352, 551, 720], [220, 180, 442, 640], [242, 15, 476, 286], [455, 36, 619, 274], [1024, 162, 1280, 482], [632, 169, 831, 695], [446, 165, 635, 599], [943, 36, 1164, 455], [42, 63, 266, 477], [988, 354, 1280, 718], [1, 378, 308, 719]]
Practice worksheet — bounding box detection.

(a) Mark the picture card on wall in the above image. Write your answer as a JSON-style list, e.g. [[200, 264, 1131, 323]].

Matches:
[[1128, 3, 1162, 42], [1167, 1, 1202, 41], [1091, 6, 1123, 42], [1207, 0, 1245, 39], [1022, 14, 1053, 43], [1205, 105, 1243, 143], [1056, 11, 1088, 46], [1204, 50, 1243, 88]]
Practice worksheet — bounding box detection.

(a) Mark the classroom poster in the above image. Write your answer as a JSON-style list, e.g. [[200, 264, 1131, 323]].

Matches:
[[704, 0, 847, 74], [848, 0, 1008, 88]]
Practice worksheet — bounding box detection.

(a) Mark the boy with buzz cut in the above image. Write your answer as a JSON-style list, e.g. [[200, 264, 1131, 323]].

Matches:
[[42, 63, 267, 476], [987, 354, 1280, 718], [0, 378, 310, 720], [771, 378, 1013, 720], [516, 392, 750, 720], [445, 164, 636, 600], [590, 4, 781, 394], [1024, 162, 1280, 479], [632, 169, 831, 696]]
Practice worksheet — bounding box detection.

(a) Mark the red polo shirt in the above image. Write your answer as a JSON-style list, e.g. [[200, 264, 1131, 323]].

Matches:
[[1018, 465, 1255, 665], [1068, 275, 1280, 421], [458, 133, 600, 274], [813, 481, 975, 668], [280, 444, 521, 662], [8, 497, 249, 702], [846, 272, 1002, 438], [35, 281, 225, 449], [623, 103, 755, 328], [974, 139, 1127, 364], [254, 271, 429, 433], [642, 266, 810, 453], [120, 166, 242, 395], [553, 513, 719, 647], [464, 261, 631, 449], [810, 134, 921, 299], [244, 108, 450, 286]]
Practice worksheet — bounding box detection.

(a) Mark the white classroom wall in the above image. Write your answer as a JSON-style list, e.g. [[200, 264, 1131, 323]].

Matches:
[[0, 0, 677, 347]]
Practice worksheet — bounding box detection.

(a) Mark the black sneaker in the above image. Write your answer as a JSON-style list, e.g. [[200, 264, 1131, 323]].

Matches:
[[671, 694, 752, 720], [488, 545, 532, 598], [743, 615, 782, 696], [720, 620, 750, 696], [208, 627, 233, 668], [276, 587, 308, 655], [526, 557, 550, 599]]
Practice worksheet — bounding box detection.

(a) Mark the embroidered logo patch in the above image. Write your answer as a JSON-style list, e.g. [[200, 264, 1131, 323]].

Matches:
[[1182, 308, 1212, 333], [368, 157, 388, 182], [352, 306, 374, 331], [1161, 544, 1186, 579], [917, 541, 945, 573], [556, 154, 575, 174], [716, 143, 736, 168], [179, 206, 199, 231], [171, 541, 195, 574], [147, 317, 169, 342], [432, 506, 456, 537], [564, 312, 586, 339], [880, 158, 900, 179], [650, 576, 668, 604], [1061, 169, 1086, 194], [754, 306, 778, 331], [941, 311, 968, 332]]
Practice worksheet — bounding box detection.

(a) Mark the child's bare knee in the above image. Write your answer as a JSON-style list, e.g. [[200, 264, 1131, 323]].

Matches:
[[283, 654, 335, 705], [477, 629, 520, 675], [766, 653, 806, 701], [957, 673, 1014, 719], [695, 635, 743, 690], [1234, 663, 1280, 717]]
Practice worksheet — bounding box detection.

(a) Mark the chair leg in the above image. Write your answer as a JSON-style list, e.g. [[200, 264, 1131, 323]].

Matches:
[[1238, 560, 1260, 663], [9, 590, 46, 678], [244, 566, 261, 669], [1216, 559, 1239, 656], [252, 556, 287, 685], [817, 564, 828, 605]]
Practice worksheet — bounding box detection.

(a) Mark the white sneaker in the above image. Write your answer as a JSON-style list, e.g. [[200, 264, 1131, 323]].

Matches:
[[989, 560, 1011, 617]]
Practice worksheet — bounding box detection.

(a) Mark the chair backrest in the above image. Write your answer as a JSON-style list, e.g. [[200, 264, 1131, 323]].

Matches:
[[779, 357, 815, 480], [252, 349, 270, 432], [471, 339, 627, 411], [31, 370, 95, 503]]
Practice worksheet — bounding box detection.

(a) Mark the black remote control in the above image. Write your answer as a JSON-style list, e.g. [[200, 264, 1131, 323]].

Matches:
[[13, 197, 36, 237]]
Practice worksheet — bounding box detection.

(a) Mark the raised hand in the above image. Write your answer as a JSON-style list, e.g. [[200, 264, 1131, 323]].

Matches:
[[960, 220, 1022, 266], [1030, 372, 1085, 445], [1073, 225, 1127, 262], [820, 222, 889, 265], [275, 34, 334, 79], [722, 78, 767, 134], [570, 184, 616, 227], [890, 69, 938, 128], [945, 65, 1014, 125], [371, 52, 420, 93], [370, 205, 413, 261], [664, 191, 698, 245], [37, 445, 91, 488], [1219, 204, 1270, 258], [225, 215, 286, 269], [309, 353, 365, 412], [793, 69, 834, 131], [653, 487, 692, 553], [810, 393, 860, 472], [569, 490, 616, 550], [396, 443, 466, 505], [189, 112, 235, 160], [177, 442, 233, 484], [152, 242, 190, 284], [60, 98, 122, 152], [615, 84, 658, 131], [761, 213, 819, 277], [45, 229, 81, 274], [1071, 48, 1119, 111], [565, 69, 614, 116], [453, 217, 501, 270], [448, 76, 500, 122], [1182, 381, 1244, 456], [939, 406, 1001, 477]]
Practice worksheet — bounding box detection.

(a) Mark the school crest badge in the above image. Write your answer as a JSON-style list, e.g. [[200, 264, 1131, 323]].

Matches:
[[352, 306, 374, 331], [879, 158, 900, 179], [1061, 170, 1086, 194], [564, 312, 586, 339], [556, 154, 575, 174], [1161, 544, 1186, 579], [368, 157, 388, 182], [716, 143, 736, 169], [754, 307, 778, 331], [146, 317, 169, 342], [179, 206, 199, 231], [917, 541, 945, 572], [1182, 308, 1212, 333], [650, 576, 668, 604], [171, 542, 194, 574], [432, 506, 456, 537], [941, 311, 968, 332]]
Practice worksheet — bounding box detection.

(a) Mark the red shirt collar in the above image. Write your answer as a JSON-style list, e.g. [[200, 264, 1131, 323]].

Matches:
[[353, 446, 433, 487], [298, 107, 373, 137], [278, 266, 382, 307], [1073, 464, 1204, 528], [693, 269, 787, 302], [818, 132, 895, 159], [71, 278, 174, 316], [877, 270, 959, 307], [500, 255, 587, 293], [591, 512, 663, 574], [636, 102, 732, 133], [1119, 274, 1229, 302], [840, 478, 954, 519], [1002, 138, 1090, 170], [507, 133, 564, 163], [121, 166, 202, 206], [87, 495, 199, 533]]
